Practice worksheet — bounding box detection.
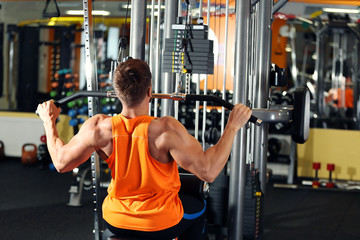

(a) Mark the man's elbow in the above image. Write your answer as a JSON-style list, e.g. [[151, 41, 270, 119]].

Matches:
[[54, 163, 67, 173], [199, 167, 217, 183], [53, 159, 71, 173], [203, 173, 216, 183]]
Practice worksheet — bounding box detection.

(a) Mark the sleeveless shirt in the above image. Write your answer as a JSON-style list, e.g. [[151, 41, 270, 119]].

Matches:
[[102, 114, 183, 231]]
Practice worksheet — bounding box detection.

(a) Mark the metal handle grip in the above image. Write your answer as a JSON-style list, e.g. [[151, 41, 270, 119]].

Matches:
[[185, 94, 262, 126]]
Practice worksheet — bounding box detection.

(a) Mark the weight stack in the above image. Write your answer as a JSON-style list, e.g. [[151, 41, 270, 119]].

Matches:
[[207, 170, 229, 226], [243, 165, 264, 240], [162, 24, 214, 74]]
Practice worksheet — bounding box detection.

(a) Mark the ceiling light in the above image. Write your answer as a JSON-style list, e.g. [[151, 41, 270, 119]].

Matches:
[[65, 10, 111, 16], [122, 4, 165, 9], [322, 8, 360, 14]]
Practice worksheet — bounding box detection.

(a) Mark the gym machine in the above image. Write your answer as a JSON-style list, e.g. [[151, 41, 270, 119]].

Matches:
[[37, 0, 309, 239], [312, 14, 360, 130]]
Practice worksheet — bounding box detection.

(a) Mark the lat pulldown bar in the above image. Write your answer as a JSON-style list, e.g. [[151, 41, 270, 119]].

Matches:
[[37, 87, 310, 143], [38, 91, 262, 126]]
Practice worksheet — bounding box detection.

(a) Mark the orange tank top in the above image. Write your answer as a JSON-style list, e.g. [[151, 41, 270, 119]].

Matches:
[[102, 114, 183, 231]]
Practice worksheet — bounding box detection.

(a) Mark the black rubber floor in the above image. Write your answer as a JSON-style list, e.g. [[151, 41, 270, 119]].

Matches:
[[1, 158, 360, 240], [0, 158, 93, 240], [264, 183, 360, 240]]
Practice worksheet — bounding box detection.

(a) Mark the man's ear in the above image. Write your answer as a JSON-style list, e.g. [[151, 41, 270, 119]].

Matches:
[[147, 87, 153, 103], [147, 87, 152, 98]]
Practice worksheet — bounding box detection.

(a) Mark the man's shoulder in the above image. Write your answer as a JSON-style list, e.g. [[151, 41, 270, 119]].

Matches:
[[83, 114, 112, 129], [154, 116, 180, 126], [150, 116, 182, 132]]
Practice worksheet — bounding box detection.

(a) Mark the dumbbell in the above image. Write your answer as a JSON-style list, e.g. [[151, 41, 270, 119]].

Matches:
[[68, 109, 78, 118], [69, 118, 85, 127], [326, 163, 335, 188], [78, 105, 88, 115], [312, 162, 321, 188]]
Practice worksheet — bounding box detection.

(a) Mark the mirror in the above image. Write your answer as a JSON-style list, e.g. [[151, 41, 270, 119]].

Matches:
[[276, 1, 360, 130]]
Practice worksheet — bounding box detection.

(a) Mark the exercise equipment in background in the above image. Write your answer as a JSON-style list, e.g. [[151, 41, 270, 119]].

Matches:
[[21, 143, 37, 165], [37, 135, 51, 170], [0, 140, 4, 161]]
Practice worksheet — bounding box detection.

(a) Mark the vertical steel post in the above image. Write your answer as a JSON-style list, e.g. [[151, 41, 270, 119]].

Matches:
[[82, 1, 101, 240], [149, 0, 156, 71], [289, 26, 299, 87], [353, 39, 359, 128], [339, 33, 347, 108], [254, 0, 272, 193], [161, 0, 178, 117], [199, 0, 203, 18], [178, 0, 182, 16], [228, 0, 251, 239], [221, 0, 230, 135], [129, 0, 147, 60], [314, 26, 327, 117]]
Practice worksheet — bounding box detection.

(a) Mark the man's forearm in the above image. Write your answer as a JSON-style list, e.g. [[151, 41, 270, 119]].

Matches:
[[204, 125, 238, 181], [43, 121, 65, 170]]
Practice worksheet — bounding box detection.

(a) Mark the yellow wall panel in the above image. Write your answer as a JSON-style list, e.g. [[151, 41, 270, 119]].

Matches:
[[297, 128, 360, 181]]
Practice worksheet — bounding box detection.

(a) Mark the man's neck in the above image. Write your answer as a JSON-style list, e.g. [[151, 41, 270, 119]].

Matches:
[[121, 104, 149, 119]]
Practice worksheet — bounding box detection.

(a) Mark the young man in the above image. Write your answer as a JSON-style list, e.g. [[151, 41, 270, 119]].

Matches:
[[37, 59, 252, 239]]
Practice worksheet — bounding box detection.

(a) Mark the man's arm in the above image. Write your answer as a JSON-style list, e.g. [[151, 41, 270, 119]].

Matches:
[[37, 101, 101, 173], [158, 104, 252, 183]]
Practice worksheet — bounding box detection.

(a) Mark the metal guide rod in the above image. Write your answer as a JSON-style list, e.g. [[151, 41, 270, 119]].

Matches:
[[148, 0, 156, 115], [161, 0, 178, 117], [340, 33, 347, 108], [314, 26, 327, 116], [154, 0, 162, 117], [254, 0, 272, 194], [82, 1, 101, 240], [221, 0, 230, 135], [201, 0, 211, 150], [301, 44, 309, 85], [8, 35, 15, 109], [178, 0, 182, 16], [195, 0, 205, 140], [248, 3, 257, 173], [331, 33, 339, 93], [353, 38, 359, 125], [195, 74, 200, 140], [149, 0, 156, 72], [129, 0, 147, 60], [229, 0, 251, 239]]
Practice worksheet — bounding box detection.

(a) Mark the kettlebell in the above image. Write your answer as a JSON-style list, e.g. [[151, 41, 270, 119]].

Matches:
[[0, 140, 4, 161], [21, 143, 37, 165]]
